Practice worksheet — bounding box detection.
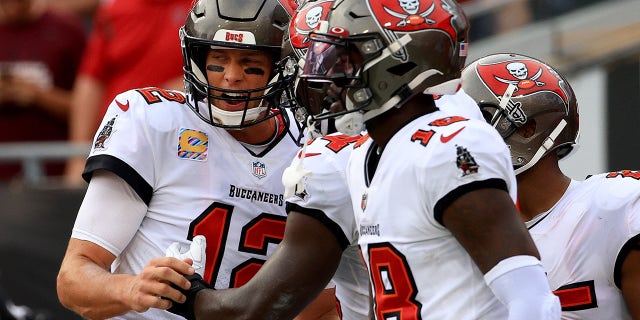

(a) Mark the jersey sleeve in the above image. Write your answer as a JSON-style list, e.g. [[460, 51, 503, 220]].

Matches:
[[591, 172, 640, 288], [421, 120, 517, 225], [83, 89, 157, 205], [435, 88, 485, 121], [285, 136, 358, 249]]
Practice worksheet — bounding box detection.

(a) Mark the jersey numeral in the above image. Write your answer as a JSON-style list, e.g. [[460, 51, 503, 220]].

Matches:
[[188, 202, 286, 288], [606, 170, 640, 180], [136, 87, 186, 104], [368, 243, 422, 320], [428, 116, 468, 127], [322, 134, 362, 153], [411, 130, 435, 147], [553, 280, 597, 311]]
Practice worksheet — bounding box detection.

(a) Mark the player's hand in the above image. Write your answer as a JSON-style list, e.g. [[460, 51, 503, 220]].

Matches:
[[165, 235, 210, 319], [126, 256, 194, 313], [165, 235, 207, 277]]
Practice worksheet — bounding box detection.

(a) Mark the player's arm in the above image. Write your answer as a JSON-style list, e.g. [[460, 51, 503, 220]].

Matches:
[[65, 75, 104, 186], [620, 239, 640, 318], [188, 210, 344, 319], [442, 187, 560, 320], [294, 287, 339, 320], [56, 171, 192, 319]]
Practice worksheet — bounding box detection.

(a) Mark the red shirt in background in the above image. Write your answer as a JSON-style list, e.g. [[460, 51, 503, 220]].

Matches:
[[79, 0, 192, 123]]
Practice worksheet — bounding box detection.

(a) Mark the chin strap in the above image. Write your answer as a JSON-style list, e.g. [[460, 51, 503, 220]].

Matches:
[[514, 119, 567, 175], [361, 69, 443, 123], [495, 84, 568, 175]]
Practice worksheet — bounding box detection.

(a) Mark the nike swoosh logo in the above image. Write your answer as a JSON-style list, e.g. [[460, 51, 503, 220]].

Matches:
[[297, 151, 322, 159], [440, 126, 465, 143], [115, 99, 129, 112]]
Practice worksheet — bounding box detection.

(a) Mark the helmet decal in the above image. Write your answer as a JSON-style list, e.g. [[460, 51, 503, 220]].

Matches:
[[367, 0, 458, 38], [213, 29, 257, 45], [476, 59, 570, 110], [365, 0, 461, 62], [290, 0, 333, 50], [278, 0, 299, 16]]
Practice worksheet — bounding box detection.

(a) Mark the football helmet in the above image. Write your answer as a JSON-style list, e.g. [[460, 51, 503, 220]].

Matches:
[[298, 0, 469, 136], [284, 0, 336, 139], [461, 53, 579, 175], [181, 0, 298, 129]]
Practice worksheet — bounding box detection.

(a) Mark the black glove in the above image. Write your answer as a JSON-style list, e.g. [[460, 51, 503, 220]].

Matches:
[[167, 273, 211, 320]]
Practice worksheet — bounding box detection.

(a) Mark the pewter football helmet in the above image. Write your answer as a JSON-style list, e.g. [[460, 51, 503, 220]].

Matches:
[[461, 53, 579, 174], [181, 0, 298, 129], [298, 0, 469, 135]]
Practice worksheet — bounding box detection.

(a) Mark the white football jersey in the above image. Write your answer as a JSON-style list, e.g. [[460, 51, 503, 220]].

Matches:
[[71, 87, 301, 320], [527, 172, 640, 319], [283, 90, 485, 319], [286, 132, 372, 319], [434, 88, 484, 121], [347, 111, 517, 319]]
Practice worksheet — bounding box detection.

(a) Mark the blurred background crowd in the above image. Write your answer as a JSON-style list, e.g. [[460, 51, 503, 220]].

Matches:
[[1, 0, 639, 319]]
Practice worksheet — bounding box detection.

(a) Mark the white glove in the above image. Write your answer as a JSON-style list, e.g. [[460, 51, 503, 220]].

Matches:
[[166, 235, 207, 277]]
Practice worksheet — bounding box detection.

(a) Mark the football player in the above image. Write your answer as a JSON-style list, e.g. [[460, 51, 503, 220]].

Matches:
[[162, 1, 373, 319], [158, 1, 488, 317], [158, 0, 561, 319], [293, 0, 560, 319], [53, 0, 339, 319], [462, 53, 640, 319]]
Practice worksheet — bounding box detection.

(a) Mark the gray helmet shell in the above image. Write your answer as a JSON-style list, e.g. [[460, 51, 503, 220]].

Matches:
[[462, 53, 579, 174]]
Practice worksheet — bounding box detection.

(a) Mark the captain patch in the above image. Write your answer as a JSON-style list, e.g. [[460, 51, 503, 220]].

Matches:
[[178, 128, 208, 161]]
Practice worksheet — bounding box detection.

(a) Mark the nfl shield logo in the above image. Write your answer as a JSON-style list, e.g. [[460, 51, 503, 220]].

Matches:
[[252, 161, 267, 179]]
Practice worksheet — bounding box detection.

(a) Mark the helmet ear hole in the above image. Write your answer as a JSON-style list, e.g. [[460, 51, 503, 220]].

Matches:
[[516, 119, 536, 139], [387, 62, 417, 76]]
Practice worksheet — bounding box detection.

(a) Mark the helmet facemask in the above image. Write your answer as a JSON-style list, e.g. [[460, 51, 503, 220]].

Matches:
[[182, 30, 297, 130], [179, 0, 298, 130], [298, 31, 387, 135]]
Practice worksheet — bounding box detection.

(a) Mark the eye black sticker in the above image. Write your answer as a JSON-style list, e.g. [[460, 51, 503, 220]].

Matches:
[[207, 65, 224, 72], [245, 68, 265, 75]]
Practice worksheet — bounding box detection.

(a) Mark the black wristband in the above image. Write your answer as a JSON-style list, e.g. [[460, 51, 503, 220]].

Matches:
[[166, 273, 211, 320]]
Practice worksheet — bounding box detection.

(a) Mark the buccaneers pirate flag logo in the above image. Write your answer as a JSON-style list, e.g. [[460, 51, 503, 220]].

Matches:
[[368, 0, 458, 37], [476, 58, 570, 104], [474, 57, 572, 125], [365, 0, 463, 61], [289, 0, 333, 57]]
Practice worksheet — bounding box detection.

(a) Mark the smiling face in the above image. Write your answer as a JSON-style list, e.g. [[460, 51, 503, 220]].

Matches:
[[205, 48, 274, 112]]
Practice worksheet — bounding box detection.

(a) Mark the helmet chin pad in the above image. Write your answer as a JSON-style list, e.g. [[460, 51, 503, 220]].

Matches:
[[335, 112, 365, 137], [210, 103, 268, 126]]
